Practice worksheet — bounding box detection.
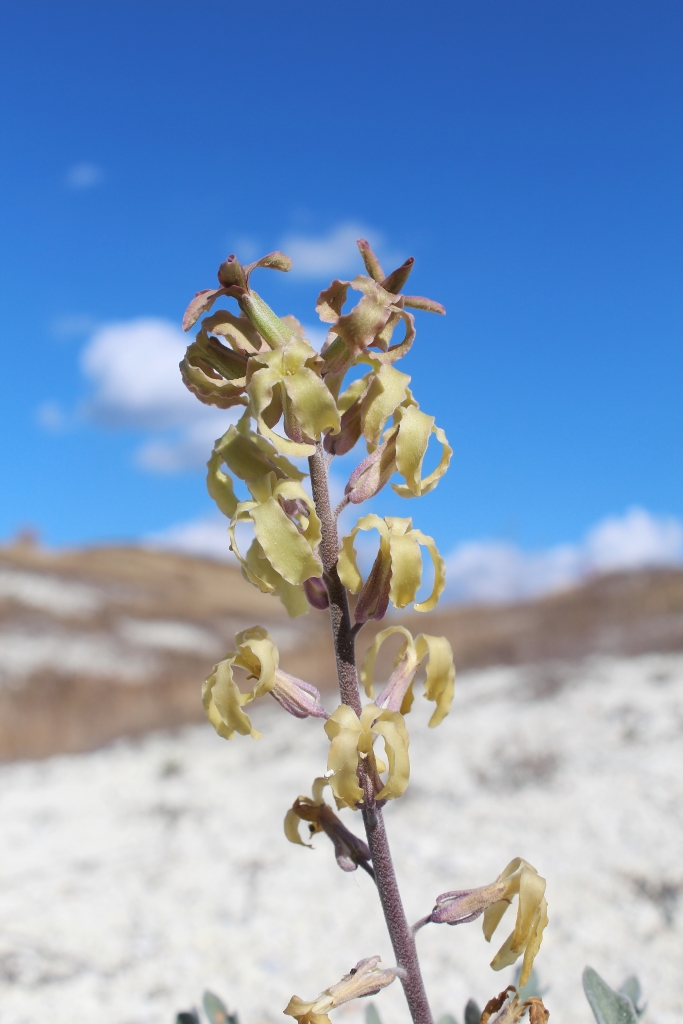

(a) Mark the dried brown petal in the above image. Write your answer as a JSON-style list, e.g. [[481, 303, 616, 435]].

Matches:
[[481, 988, 516, 1024], [527, 999, 549, 1024]]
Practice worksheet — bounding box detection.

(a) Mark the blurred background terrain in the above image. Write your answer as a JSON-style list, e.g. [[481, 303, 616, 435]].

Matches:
[[1, 1, 682, 1022], [3, 538, 683, 760]]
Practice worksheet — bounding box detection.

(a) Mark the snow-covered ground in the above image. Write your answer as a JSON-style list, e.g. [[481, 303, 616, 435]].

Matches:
[[1, 653, 682, 1024]]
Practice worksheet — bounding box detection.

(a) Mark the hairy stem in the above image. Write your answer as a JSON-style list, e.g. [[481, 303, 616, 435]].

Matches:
[[308, 442, 433, 1024]]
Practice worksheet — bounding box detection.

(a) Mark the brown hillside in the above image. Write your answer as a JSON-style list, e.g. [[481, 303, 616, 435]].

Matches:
[[1, 540, 683, 760]]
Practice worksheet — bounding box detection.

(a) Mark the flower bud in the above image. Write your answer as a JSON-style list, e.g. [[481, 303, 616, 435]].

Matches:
[[303, 576, 329, 610]]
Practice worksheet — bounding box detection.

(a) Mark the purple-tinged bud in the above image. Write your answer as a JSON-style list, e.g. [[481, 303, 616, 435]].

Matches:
[[354, 549, 392, 623], [357, 238, 385, 282], [345, 432, 397, 504], [218, 254, 248, 289], [271, 670, 329, 720], [304, 577, 329, 610], [375, 651, 419, 711], [381, 257, 414, 295], [324, 397, 363, 456], [430, 881, 509, 925]]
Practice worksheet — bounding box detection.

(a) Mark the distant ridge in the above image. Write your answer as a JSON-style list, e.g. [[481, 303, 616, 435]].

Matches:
[[2, 542, 683, 760]]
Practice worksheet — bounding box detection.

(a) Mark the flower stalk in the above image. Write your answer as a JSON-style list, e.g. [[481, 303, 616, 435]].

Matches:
[[307, 442, 434, 1024], [178, 239, 549, 1024]]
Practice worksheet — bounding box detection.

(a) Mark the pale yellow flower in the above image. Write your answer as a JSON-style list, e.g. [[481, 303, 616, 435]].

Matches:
[[360, 626, 455, 728], [326, 365, 451, 504], [430, 858, 548, 988], [284, 957, 401, 1024], [229, 473, 322, 603], [324, 703, 410, 807], [247, 335, 341, 458], [203, 627, 327, 740], [338, 515, 445, 621]]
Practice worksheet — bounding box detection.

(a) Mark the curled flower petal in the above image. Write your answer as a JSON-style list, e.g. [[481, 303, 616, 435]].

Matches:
[[324, 703, 410, 808], [316, 279, 352, 323], [431, 858, 548, 989], [370, 709, 410, 801], [324, 705, 365, 807], [361, 626, 455, 726], [247, 338, 340, 457], [243, 538, 310, 617], [338, 516, 445, 616], [211, 423, 305, 494], [203, 655, 260, 741], [232, 495, 321, 588], [360, 364, 411, 445], [393, 405, 453, 498], [202, 309, 265, 354], [243, 250, 292, 276], [206, 448, 238, 520], [182, 288, 228, 332], [204, 627, 325, 741]]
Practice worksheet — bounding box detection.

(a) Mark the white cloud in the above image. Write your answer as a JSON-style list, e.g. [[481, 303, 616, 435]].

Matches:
[[65, 162, 104, 189], [79, 318, 235, 471], [584, 507, 683, 571], [145, 514, 234, 561], [282, 223, 383, 279], [445, 507, 683, 604], [146, 506, 683, 604]]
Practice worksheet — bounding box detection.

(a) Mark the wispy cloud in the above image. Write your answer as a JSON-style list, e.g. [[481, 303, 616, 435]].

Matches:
[[281, 222, 385, 279], [76, 318, 235, 471], [145, 514, 234, 561], [64, 162, 104, 190], [444, 507, 683, 604], [50, 314, 98, 339], [36, 401, 67, 432], [147, 506, 683, 604]]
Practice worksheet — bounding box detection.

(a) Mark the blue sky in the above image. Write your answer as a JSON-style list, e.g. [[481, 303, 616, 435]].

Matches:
[[1, 2, 682, 595]]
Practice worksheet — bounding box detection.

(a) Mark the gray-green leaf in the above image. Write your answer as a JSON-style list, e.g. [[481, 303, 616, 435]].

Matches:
[[203, 992, 233, 1024], [619, 977, 645, 1017], [464, 999, 481, 1024], [583, 967, 639, 1024], [176, 1012, 200, 1024], [436, 1014, 459, 1024], [365, 1004, 383, 1024]]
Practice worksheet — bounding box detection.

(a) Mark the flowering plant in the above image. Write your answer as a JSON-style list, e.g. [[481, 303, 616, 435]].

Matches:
[[178, 239, 550, 1024]]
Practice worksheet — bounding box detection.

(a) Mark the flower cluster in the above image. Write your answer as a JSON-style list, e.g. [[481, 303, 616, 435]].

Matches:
[[179, 238, 549, 1024], [181, 241, 449, 619]]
